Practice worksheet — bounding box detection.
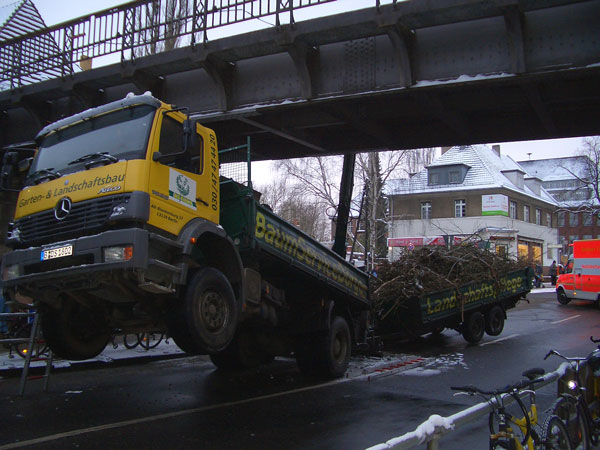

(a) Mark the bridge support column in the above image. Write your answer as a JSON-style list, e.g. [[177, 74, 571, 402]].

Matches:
[[332, 153, 355, 259]]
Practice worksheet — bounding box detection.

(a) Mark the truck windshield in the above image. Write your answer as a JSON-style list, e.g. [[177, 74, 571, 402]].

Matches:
[[27, 104, 156, 185]]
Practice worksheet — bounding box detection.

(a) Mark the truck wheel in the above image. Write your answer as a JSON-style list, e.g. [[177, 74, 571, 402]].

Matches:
[[210, 330, 271, 370], [320, 316, 352, 378], [184, 267, 238, 354], [295, 316, 352, 379], [485, 306, 505, 336], [462, 311, 485, 343], [41, 299, 110, 361], [557, 288, 571, 305]]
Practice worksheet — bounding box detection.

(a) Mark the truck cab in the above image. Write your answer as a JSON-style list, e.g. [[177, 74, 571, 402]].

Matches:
[[556, 239, 600, 305]]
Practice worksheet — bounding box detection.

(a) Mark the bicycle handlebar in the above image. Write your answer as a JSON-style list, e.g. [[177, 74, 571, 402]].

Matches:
[[451, 378, 542, 396]]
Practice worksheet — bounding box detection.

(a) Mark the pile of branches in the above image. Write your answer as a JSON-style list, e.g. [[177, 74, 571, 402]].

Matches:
[[372, 243, 527, 321]]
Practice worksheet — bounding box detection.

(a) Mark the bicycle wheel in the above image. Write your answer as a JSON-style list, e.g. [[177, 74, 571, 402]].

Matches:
[[488, 393, 530, 447], [15, 324, 48, 359], [139, 333, 163, 350], [550, 396, 590, 450], [542, 414, 573, 450], [123, 333, 140, 349]]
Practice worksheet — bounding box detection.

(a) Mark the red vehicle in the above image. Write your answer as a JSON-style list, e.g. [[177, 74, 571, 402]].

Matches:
[[556, 239, 600, 305]]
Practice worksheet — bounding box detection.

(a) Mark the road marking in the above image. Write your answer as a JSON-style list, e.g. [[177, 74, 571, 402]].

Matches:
[[480, 334, 520, 346], [551, 315, 581, 325], [0, 378, 349, 449]]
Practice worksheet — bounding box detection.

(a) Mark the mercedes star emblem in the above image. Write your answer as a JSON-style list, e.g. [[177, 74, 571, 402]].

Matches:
[[54, 197, 72, 220]]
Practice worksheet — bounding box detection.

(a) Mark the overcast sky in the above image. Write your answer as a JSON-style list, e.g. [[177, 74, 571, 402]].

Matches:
[[3, 0, 592, 164]]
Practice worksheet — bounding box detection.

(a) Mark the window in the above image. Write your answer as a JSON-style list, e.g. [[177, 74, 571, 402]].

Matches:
[[449, 171, 460, 184], [583, 235, 593, 240], [584, 214, 593, 226], [558, 212, 566, 227], [569, 213, 579, 227], [509, 201, 517, 219], [159, 115, 203, 174], [524, 205, 530, 223], [496, 244, 507, 257], [455, 199, 466, 218], [535, 209, 541, 225], [546, 213, 552, 227], [421, 201, 432, 220], [428, 172, 440, 185]]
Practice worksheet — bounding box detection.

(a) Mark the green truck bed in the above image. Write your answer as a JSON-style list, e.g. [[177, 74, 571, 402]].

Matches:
[[376, 267, 533, 337], [219, 179, 369, 308]]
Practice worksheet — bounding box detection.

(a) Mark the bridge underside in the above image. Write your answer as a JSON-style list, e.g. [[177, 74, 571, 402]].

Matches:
[[1, 0, 599, 160]]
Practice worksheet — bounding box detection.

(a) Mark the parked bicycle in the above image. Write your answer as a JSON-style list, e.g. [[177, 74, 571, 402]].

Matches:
[[122, 332, 167, 350], [544, 338, 600, 449], [452, 368, 572, 449], [2, 305, 48, 359]]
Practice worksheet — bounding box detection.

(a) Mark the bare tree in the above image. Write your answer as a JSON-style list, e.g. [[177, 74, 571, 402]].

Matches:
[[134, 0, 189, 57], [255, 175, 329, 241]]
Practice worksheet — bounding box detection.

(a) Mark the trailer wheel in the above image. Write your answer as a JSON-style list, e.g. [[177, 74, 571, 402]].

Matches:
[[485, 306, 505, 336], [462, 311, 485, 343], [41, 299, 110, 361], [184, 267, 238, 354], [557, 288, 571, 305]]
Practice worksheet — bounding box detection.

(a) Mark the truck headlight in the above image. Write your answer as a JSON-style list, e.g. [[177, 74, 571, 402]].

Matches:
[[2, 264, 20, 281], [103, 245, 133, 262]]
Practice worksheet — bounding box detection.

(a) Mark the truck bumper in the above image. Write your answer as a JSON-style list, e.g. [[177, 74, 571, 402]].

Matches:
[[1, 229, 180, 303]]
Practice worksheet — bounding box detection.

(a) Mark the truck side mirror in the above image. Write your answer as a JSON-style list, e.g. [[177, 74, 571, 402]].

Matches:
[[183, 119, 198, 152], [1, 151, 19, 192], [18, 157, 32, 172]]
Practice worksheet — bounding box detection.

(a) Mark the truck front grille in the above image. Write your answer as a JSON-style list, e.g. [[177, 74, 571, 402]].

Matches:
[[16, 194, 131, 247]]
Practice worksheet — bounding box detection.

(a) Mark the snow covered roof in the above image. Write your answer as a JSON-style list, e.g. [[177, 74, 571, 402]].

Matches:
[[385, 145, 557, 205], [517, 156, 590, 182]]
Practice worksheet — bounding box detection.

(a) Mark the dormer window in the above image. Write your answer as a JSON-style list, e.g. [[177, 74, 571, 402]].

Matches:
[[426, 163, 470, 186]]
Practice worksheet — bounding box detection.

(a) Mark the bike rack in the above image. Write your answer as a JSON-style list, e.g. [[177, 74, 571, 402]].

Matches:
[[365, 362, 573, 450], [0, 309, 54, 396]]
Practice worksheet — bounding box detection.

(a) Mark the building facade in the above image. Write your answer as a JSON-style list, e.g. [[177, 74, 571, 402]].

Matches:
[[385, 145, 559, 265], [518, 156, 599, 262]]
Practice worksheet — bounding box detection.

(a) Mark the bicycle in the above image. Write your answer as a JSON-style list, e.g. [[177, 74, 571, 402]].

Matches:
[[122, 332, 166, 350], [452, 368, 572, 449], [545, 339, 600, 449], [2, 306, 48, 359]]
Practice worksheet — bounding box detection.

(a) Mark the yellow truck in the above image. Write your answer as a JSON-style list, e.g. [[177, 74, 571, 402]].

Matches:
[[0, 94, 370, 378]]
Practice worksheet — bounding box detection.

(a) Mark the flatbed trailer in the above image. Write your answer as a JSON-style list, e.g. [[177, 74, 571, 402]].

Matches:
[[375, 267, 533, 343]]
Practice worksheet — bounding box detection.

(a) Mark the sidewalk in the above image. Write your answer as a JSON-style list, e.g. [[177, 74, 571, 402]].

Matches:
[[0, 339, 186, 377]]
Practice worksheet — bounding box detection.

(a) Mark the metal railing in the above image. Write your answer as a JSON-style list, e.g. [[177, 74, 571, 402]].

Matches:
[[365, 362, 572, 450], [1, 0, 337, 90]]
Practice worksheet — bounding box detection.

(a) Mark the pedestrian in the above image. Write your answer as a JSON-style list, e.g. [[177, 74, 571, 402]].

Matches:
[[550, 260, 557, 286], [535, 264, 543, 288]]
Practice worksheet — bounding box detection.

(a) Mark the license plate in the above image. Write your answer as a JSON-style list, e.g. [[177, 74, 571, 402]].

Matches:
[[41, 245, 73, 261]]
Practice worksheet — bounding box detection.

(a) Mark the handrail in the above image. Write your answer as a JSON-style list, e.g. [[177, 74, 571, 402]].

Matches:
[[365, 362, 573, 450], [0, 0, 337, 90]]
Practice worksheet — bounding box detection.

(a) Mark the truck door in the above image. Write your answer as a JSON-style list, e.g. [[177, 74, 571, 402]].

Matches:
[[147, 112, 219, 235]]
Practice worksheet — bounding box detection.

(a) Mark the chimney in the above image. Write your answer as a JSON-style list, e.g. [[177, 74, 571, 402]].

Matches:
[[492, 145, 501, 157], [441, 146, 452, 154]]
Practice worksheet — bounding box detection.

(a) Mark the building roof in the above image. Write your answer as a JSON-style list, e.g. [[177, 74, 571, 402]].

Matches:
[[517, 156, 589, 182], [385, 144, 557, 205]]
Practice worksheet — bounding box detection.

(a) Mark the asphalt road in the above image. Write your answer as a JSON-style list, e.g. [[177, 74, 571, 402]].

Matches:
[[1, 290, 599, 450]]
